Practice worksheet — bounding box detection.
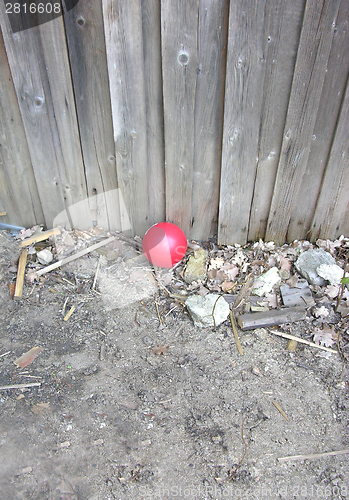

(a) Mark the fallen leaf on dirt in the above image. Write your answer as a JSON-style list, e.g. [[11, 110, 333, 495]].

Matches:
[[279, 255, 291, 272], [221, 281, 235, 292], [151, 345, 169, 355], [313, 306, 330, 318], [209, 257, 224, 270], [325, 284, 340, 299], [338, 300, 349, 317], [313, 325, 339, 347], [31, 402, 50, 415], [286, 275, 299, 288], [14, 346, 42, 368]]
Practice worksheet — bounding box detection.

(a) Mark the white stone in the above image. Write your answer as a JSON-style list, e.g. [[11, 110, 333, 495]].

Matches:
[[185, 294, 230, 328], [37, 248, 53, 265], [253, 267, 281, 296], [316, 264, 344, 285]]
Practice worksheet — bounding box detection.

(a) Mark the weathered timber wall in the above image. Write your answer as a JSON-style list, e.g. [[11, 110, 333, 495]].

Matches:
[[0, 0, 348, 245]]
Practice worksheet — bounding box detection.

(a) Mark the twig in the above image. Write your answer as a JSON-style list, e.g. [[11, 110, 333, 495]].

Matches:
[[0, 382, 41, 390], [92, 255, 102, 290], [230, 311, 243, 355], [278, 449, 349, 462], [269, 329, 338, 353], [272, 401, 289, 421], [229, 404, 257, 480], [0, 351, 11, 358], [36, 236, 115, 276], [154, 293, 163, 325]]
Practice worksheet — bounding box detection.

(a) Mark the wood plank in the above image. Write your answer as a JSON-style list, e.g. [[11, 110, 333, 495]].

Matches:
[[142, 0, 165, 227], [19, 227, 61, 248], [247, 0, 306, 241], [0, 28, 44, 227], [102, 0, 149, 237], [237, 307, 306, 330], [218, 0, 268, 245], [288, 0, 349, 241], [265, 0, 341, 245], [161, 0, 199, 237], [190, 0, 229, 241], [310, 77, 349, 240], [14, 248, 27, 299], [0, 6, 87, 229], [62, 0, 121, 231]]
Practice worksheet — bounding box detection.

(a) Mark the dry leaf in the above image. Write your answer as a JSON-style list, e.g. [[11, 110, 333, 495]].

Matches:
[[338, 300, 349, 317], [221, 281, 235, 292], [31, 402, 50, 415], [151, 345, 169, 355], [279, 255, 291, 272], [313, 306, 330, 318], [209, 257, 225, 270], [14, 347, 42, 368], [313, 325, 338, 347], [287, 275, 299, 288], [325, 285, 340, 299]]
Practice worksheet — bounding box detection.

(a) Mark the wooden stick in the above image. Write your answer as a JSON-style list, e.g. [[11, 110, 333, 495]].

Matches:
[[278, 449, 349, 462], [36, 236, 115, 276], [269, 329, 338, 353], [0, 212, 6, 216], [19, 227, 61, 247], [63, 305, 75, 321], [230, 311, 243, 355], [272, 401, 289, 421], [0, 382, 41, 390], [14, 248, 27, 299]]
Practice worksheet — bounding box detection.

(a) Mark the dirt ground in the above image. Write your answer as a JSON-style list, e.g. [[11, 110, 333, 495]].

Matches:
[[0, 228, 348, 500]]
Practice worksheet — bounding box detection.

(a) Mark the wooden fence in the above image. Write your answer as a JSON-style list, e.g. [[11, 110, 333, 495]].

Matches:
[[0, 0, 348, 246]]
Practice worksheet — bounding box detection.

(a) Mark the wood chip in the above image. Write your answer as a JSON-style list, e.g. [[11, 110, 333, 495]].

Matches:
[[14, 346, 42, 368], [63, 305, 75, 322]]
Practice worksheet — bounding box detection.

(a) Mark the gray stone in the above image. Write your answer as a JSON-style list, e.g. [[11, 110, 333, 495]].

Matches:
[[253, 267, 281, 296], [184, 247, 208, 284], [295, 248, 336, 286], [185, 293, 230, 328]]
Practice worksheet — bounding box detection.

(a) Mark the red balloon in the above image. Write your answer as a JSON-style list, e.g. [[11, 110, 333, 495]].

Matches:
[[142, 222, 187, 268]]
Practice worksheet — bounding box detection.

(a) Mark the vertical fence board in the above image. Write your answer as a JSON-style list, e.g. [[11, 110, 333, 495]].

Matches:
[[142, 0, 165, 227], [288, 0, 349, 241], [247, 0, 305, 241], [191, 0, 229, 241], [310, 78, 349, 240], [63, 0, 120, 231], [0, 28, 44, 226], [218, 1, 267, 245], [102, 0, 149, 236], [265, 0, 341, 245], [0, 6, 87, 229], [161, 0, 198, 237]]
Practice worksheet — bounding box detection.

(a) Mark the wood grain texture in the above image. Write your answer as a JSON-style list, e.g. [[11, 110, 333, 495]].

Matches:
[[63, 0, 120, 231], [288, 0, 349, 241], [102, 0, 149, 237], [218, 0, 267, 245], [161, 0, 199, 237], [191, 0, 229, 241], [247, 0, 305, 241], [310, 77, 349, 240], [265, 0, 341, 245], [0, 28, 44, 227], [142, 0, 165, 227], [0, 5, 87, 229]]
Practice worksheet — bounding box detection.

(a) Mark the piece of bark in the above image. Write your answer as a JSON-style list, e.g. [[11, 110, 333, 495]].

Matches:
[[237, 307, 306, 330]]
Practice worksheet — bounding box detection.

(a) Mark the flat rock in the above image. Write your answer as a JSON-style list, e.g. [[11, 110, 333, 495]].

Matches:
[[316, 263, 344, 285], [280, 279, 315, 307], [295, 248, 336, 286], [184, 247, 208, 284], [185, 293, 229, 328]]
